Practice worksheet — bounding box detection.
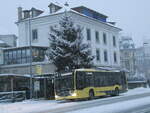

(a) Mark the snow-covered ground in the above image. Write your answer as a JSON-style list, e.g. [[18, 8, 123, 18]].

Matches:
[[69, 96, 150, 113], [123, 87, 150, 96], [0, 100, 78, 113], [0, 87, 150, 113]]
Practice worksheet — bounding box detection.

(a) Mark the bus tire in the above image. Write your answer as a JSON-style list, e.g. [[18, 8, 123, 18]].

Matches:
[[89, 90, 94, 100], [114, 88, 119, 96]]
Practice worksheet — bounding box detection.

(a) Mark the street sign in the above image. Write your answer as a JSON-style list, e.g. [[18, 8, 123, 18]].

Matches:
[[36, 65, 42, 75]]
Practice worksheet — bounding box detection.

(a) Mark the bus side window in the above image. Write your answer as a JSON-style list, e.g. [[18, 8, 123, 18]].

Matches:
[[121, 72, 126, 85], [100, 72, 105, 87], [76, 72, 85, 90], [104, 72, 108, 86], [111, 72, 116, 85], [114, 72, 121, 85], [94, 72, 100, 87], [108, 73, 113, 86], [85, 72, 94, 87]]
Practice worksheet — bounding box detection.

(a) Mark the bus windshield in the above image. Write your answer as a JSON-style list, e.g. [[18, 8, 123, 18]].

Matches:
[[55, 73, 74, 92]]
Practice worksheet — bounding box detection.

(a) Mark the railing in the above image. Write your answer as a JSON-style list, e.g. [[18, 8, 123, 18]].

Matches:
[[0, 91, 26, 103], [128, 81, 148, 89]]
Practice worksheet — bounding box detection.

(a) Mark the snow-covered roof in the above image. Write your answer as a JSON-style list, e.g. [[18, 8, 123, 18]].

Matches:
[[18, 3, 121, 31], [34, 73, 54, 76], [0, 34, 17, 39], [48, 1, 62, 7], [128, 81, 147, 83], [0, 40, 5, 44], [39, 10, 120, 31], [34, 77, 51, 79], [36, 2, 72, 18], [0, 74, 31, 77], [1, 45, 48, 50], [0, 40, 10, 47]]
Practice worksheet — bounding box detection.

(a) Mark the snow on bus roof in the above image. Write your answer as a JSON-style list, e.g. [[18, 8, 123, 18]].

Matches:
[[76, 69, 95, 71], [76, 68, 120, 72], [58, 67, 126, 76], [61, 72, 72, 76]]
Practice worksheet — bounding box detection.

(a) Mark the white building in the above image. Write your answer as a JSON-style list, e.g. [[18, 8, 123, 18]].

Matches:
[[135, 42, 150, 81], [0, 34, 17, 65], [0, 35, 17, 48], [16, 3, 121, 68], [119, 36, 136, 75]]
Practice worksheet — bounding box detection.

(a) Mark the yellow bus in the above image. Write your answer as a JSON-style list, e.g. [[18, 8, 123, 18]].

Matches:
[[54, 68, 127, 100]]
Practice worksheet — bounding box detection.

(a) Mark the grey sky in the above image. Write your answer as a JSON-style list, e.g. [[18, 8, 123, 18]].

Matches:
[[0, 0, 150, 47]]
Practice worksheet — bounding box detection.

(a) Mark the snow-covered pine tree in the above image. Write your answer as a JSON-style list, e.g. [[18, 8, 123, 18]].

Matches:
[[48, 14, 94, 72]]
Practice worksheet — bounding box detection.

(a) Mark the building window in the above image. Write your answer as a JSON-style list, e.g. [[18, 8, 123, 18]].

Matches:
[[95, 31, 99, 43], [86, 28, 91, 41], [3, 47, 46, 65], [113, 36, 116, 47], [32, 29, 38, 41], [114, 52, 117, 63], [104, 50, 108, 62], [103, 33, 107, 45], [50, 5, 56, 13], [96, 49, 100, 61]]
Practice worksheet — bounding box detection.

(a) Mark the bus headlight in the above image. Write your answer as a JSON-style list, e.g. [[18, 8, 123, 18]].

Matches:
[[55, 95, 59, 98], [71, 93, 77, 97]]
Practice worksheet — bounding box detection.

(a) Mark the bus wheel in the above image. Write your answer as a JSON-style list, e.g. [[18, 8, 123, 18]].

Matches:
[[89, 90, 94, 100], [114, 88, 119, 96]]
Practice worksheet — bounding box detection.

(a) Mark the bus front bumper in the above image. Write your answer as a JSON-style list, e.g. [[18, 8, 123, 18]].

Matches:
[[55, 92, 78, 100]]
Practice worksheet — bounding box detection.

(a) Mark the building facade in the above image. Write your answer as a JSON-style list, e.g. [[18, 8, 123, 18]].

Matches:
[[16, 3, 121, 68], [135, 42, 150, 81], [0, 3, 122, 75], [120, 36, 136, 76], [0, 46, 56, 74], [0, 34, 17, 65]]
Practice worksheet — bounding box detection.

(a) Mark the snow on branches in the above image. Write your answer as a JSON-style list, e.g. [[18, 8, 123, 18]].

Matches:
[[47, 14, 94, 72]]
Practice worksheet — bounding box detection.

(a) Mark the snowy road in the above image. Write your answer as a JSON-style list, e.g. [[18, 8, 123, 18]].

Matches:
[[68, 96, 150, 113], [0, 88, 150, 113], [38, 92, 150, 113], [120, 104, 150, 113]]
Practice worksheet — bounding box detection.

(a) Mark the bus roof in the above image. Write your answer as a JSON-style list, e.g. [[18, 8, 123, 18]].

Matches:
[[75, 68, 121, 72]]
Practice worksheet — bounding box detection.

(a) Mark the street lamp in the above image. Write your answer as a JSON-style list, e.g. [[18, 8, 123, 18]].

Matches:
[[28, 12, 33, 99]]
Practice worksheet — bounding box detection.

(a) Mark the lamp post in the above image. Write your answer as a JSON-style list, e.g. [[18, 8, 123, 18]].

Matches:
[[28, 13, 33, 99]]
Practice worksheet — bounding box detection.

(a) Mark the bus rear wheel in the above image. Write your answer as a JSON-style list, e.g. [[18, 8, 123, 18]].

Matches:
[[89, 90, 94, 100]]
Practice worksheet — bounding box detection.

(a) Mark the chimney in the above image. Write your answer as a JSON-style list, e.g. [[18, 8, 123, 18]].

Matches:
[[18, 7, 22, 21], [23, 10, 30, 19]]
